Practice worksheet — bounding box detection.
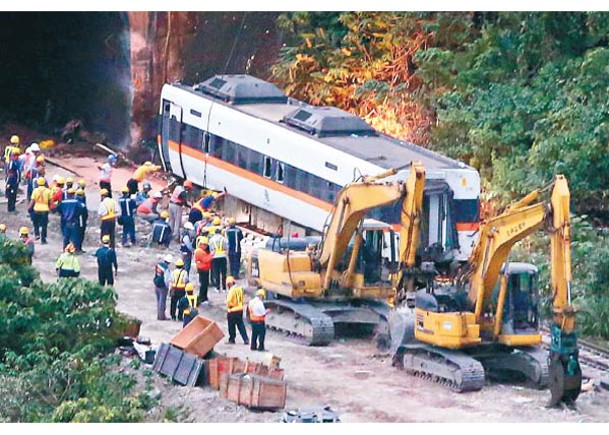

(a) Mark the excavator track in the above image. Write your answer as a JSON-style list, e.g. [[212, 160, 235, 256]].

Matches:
[[264, 299, 335, 346], [473, 346, 549, 389], [393, 343, 486, 392]]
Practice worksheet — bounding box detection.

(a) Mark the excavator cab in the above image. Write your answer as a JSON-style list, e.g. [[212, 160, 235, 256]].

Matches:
[[495, 263, 540, 336]]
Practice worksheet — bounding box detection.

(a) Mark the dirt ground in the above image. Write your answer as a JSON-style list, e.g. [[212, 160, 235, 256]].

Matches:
[[2, 157, 609, 423]]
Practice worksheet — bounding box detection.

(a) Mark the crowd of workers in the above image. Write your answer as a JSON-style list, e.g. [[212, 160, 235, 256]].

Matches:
[[2, 134, 267, 351]]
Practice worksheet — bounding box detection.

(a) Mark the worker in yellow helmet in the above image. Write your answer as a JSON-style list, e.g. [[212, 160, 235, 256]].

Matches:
[[128, 161, 161, 195], [98, 188, 117, 248], [151, 209, 172, 247], [4, 135, 20, 167], [225, 217, 244, 278], [19, 227, 35, 265], [170, 258, 189, 321], [0, 223, 7, 243], [95, 235, 118, 286], [28, 177, 52, 244], [194, 236, 213, 303], [178, 283, 199, 327], [248, 289, 268, 351], [225, 276, 249, 345], [210, 222, 228, 291], [56, 243, 80, 278], [5, 147, 21, 213]]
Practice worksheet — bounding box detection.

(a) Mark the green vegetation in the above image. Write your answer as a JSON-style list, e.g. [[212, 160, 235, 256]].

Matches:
[[271, 12, 609, 338], [0, 240, 155, 422]]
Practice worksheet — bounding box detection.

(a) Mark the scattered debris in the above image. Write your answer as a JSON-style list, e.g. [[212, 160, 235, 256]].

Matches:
[[281, 406, 341, 423]]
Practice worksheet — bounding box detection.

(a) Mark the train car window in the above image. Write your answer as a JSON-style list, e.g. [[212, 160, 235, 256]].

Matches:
[[237, 146, 249, 169], [190, 109, 202, 117], [250, 150, 262, 175], [298, 170, 310, 193], [310, 174, 322, 199], [285, 165, 297, 188], [169, 119, 181, 143], [276, 162, 285, 184], [225, 140, 235, 163], [263, 156, 272, 178], [211, 134, 223, 159]]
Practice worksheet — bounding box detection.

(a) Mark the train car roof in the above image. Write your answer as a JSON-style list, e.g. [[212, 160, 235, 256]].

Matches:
[[169, 81, 473, 172]]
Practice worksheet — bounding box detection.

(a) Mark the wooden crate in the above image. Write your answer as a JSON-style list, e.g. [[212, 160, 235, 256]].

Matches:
[[221, 373, 287, 410], [208, 357, 240, 390], [170, 315, 224, 358]]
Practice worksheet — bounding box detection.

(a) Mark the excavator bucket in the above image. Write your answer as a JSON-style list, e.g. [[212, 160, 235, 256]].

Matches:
[[388, 308, 416, 356]]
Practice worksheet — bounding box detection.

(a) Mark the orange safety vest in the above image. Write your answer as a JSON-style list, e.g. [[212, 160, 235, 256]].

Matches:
[[101, 197, 116, 221], [248, 299, 266, 323], [171, 269, 187, 290], [32, 187, 51, 212], [226, 286, 244, 313]]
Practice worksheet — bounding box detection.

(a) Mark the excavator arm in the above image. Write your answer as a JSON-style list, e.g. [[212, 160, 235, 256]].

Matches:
[[318, 162, 426, 290]]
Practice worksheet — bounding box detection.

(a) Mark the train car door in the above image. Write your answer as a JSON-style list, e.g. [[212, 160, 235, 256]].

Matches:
[[160, 100, 185, 178]]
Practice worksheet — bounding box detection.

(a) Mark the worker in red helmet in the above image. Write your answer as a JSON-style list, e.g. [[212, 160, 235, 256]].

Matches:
[[168, 180, 194, 241]]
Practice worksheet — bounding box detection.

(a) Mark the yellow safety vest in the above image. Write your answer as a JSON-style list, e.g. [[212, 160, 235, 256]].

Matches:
[[56, 253, 80, 273], [226, 286, 244, 313], [101, 197, 116, 221], [184, 293, 198, 316], [32, 187, 51, 212], [171, 269, 187, 290], [212, 237, 226, 255]]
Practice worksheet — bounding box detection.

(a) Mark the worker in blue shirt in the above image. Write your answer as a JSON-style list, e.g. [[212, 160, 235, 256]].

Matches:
[[95, 235, 118, 286], [5, 152, 21, 213], [55, 188, 85, 249], [152, 211, 172, 248], [118, 186, 137, 247]]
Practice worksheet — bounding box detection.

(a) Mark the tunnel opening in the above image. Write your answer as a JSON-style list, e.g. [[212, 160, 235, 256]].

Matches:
[[0, 12, 131, 147]]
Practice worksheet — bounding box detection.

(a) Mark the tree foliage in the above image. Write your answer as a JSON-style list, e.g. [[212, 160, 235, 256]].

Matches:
[[0, 241, 154, 422]]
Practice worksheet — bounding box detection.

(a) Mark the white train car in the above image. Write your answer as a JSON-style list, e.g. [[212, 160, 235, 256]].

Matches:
[[158, 74, 480, 266]]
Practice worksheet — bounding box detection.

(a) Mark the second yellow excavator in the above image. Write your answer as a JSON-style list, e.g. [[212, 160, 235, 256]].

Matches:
[[391, 175, 581, 405]]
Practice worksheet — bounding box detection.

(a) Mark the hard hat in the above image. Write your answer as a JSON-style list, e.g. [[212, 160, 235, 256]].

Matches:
[[183, 222, 194, 231], [37, 177, 46, 186], [101, 235, 111, 244], [184, 180, 194, 189], [163, 254, 173, 263], [19, 227, 29, 236], [78, 179, 87, 187], [256, 289, 266, 299], [0, 224, 6, 232], [198, 236, 209, 246], [160, 211, 170, 219], [203, 211, 211, 219], [30, 143, 40, 152], [175, 259, 185, 267], [10, 135, 19, 144], [208, 227, 216, 235], [67, 188, 75, 195], [108, 154, 117, 163], [76, 189, 85, 196], [226, 276, 236, 287], [213, 217, 221, 226], [26, 146, 32, 153], [144, 161, 152, 166], [228, 217, 236, 225], [100, 189, 109, 197], [143, 182, 152, 190], [65, 243, 76, 253], [36, 155, 45, 163], [121, 186, 130, 194], [153, 192, 163, 199], [66, 177, 74, 184], [57, 177, 65, 185], [185, 283, 195, 292]]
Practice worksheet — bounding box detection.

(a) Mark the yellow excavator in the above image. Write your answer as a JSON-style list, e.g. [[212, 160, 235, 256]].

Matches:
[[391, 175, 581, 406], [246, 161, 426, 345]]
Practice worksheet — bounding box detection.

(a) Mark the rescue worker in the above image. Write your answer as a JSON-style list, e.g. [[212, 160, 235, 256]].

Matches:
[[19, 227, 35, 264], [64, 177, 75, 195], [51, 177, 65, 209], [95, 235, 118, 286], [169, 180, 193, 241], [0, 224, 7, 243], [225, 276, 249, 345], [77, 179, 87, 204], [188, 191, 223, 224], [118, 186, 137, 247], [170, 258, 189, 321], [28, 177, 52, 244], [55, 243, 80, 278], [56, 188, 84, 249], [27, 155, 45, 202], [194, 211, 212, 235], [99, 154, 117, 198], [4, 135, 20, 172], [248, 289, 267, 351], [98, 188, 117, 248], [153, 254, 173, 320], [137, 191, 162, 223], [226, 217, 244, 278], [210, 226, 228, 291], [151, 210, 172, 247], [5, 151, 21, 213], [180, 222, 195, 274], [178, 283, 199, 327], [24, 143, 41, 201], [127, 161, 161, 195], [75, 189, 88, 252], [194, 237, 213, 304], [135, 181, 152, 206]]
